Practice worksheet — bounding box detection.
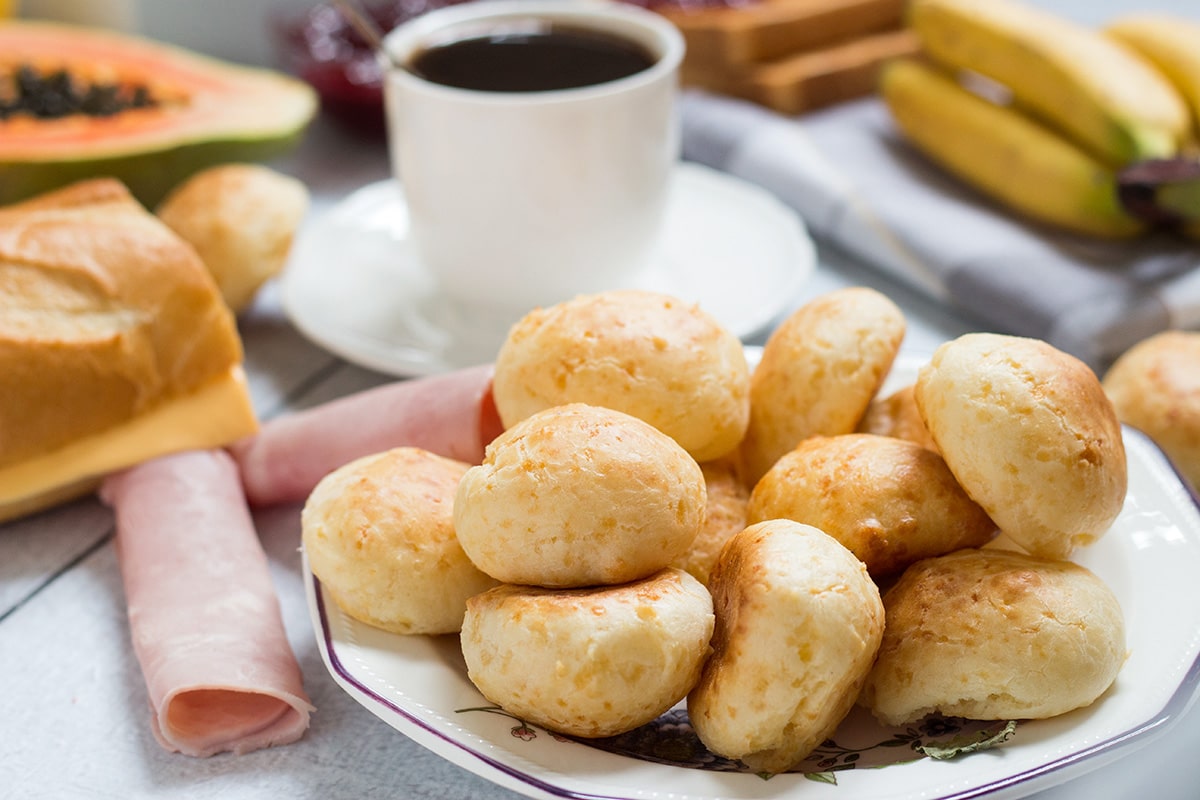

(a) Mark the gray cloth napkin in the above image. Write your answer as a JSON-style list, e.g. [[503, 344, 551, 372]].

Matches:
[[680, 89, 1200, 372]]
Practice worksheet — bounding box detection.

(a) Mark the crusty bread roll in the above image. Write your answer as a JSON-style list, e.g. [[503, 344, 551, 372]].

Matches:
[[454, 403, 706, 587], [673, 458, 750, 586], [860, 548, 1126, 725], [688, 519, 884, 774], [739, 287, 905, 484], [156, 163, 309, 313], [915, 333, 1127, 560], [748, 434, 996, 577], [491, 290, 750, 462], [1103, 331, 1200, 489], [857, 383, 939, 452], [461, 568, 714, 738], [0, 178, 257, 522], [302, 447, 498, 634]]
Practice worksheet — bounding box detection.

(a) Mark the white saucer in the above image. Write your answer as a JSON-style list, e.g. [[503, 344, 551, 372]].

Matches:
[[281, 162, 815, 377]]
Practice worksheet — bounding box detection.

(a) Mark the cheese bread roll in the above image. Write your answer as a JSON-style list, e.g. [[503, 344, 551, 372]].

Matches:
[[301, 447, 497, 634], [915, 333, 1126, 560], [861, 548, 1126, 725], [688, 519, 884, 774], [492, 290, 750, 462], [454, 403, 705, 587], [740, 287, 905, 484], [672, 458, 750, 586], [748, 434, 996, 577], [1103, 330, 1200, 489], [461, 568, 714, 738], [157, 163, 309, 313], [858, 383, 939, 452]]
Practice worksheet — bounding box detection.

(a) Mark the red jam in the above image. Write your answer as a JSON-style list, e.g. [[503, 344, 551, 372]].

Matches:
[[274, 0, 756, 132], [274, 0, 473, 131]]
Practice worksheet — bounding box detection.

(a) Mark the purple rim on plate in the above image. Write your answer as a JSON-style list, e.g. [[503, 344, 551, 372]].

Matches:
[[314, 572, 645, 800]]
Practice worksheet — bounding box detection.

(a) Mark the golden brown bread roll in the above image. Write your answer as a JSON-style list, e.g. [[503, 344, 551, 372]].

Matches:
[[857, 383, 939, 452], [156, 163, 309, 313], [688, 519, 884, 774], [915, 333, 1127, 560], [454, 403, 706, 587], [747, 433, 997, 577], [739, 287, 905, 485], [461, 568, 714, 738], [301, 447, 498, 634], [0, 178, 257, 522], [672, 458, 750, 586], [1103, 331, 1200, 489], [491, 289, 750, 462], [860, 548, 1126, 725]]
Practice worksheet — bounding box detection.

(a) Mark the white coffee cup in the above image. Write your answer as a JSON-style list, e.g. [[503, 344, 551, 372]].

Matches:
[[382, 0, 684, 314]]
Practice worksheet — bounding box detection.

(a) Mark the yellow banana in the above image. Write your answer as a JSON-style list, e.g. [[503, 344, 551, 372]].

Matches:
[[880, 58, 1144, 239], [908, 0, 1190, 166], [1105, 14, 1200, 144]]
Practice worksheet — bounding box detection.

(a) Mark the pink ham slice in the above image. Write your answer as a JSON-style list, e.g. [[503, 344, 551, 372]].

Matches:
[[230, 362, 504, 507], [102, 449, 313, 757]]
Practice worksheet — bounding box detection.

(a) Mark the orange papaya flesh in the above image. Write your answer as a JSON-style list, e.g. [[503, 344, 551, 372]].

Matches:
[[0, 21, 317, 207]]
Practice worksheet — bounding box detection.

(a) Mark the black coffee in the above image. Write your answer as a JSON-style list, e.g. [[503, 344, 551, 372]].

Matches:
[[409, 25, 657, 92]]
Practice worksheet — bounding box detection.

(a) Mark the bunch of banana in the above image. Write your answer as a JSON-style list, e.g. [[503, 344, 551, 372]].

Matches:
[[1106, 14, 1200, 238], [881, 0, 1200, 239], [1107, 14, 1200, 143], [881, 58, 1144, 238], [909, 0, 1189, 166]]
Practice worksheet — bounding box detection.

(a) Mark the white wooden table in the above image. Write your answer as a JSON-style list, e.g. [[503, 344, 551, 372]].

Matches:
[[6, 1, 1200, 795]]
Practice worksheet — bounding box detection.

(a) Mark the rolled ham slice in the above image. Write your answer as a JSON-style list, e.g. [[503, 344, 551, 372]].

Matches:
[[230, 363, 503, 507], [102, 449, 313, 757]]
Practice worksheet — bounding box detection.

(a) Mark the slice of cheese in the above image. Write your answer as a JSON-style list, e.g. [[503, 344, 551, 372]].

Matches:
[[0, 366, 258, 523]]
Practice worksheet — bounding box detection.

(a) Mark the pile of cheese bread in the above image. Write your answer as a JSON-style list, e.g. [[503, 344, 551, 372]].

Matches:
[[660, 0, 920, 113], [301, 285, 1157, 774]]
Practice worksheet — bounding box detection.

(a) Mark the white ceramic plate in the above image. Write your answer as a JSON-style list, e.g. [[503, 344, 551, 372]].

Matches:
[[281, 162, 814, 377], [304, 356, 1200, 799]]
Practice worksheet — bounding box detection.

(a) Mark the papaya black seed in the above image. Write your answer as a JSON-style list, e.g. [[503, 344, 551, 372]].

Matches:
[[0, 64, 158, 120]]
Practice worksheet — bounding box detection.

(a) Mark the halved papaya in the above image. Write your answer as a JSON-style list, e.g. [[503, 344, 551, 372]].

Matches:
[[0, 20, 318, 206]]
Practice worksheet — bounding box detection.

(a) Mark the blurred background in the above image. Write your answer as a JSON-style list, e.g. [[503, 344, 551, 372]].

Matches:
[[10, 0, 1171, 67], [15, 0, 312, 66]]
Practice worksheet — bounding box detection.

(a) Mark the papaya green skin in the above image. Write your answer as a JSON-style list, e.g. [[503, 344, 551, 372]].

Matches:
[[0, 128, 308, 209]]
